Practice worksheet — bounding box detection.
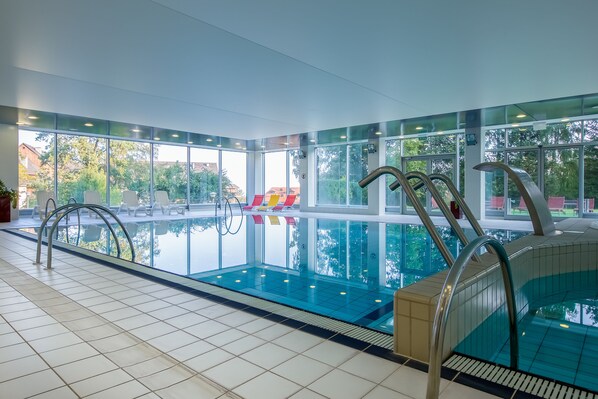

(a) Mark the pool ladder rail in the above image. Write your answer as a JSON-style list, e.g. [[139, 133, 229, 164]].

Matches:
[[34, 203, 136, 269], [215, 196, 244, 236], [426, 236, 520, 399], [359, 166, 483, 266]]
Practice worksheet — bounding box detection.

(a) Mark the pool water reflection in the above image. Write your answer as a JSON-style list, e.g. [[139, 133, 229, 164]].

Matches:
[[28, 215, 528, 334]]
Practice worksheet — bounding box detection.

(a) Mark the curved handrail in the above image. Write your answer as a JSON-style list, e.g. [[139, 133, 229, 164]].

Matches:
[[426, 236, 520, 399], [395, 173, 495, 254], [404, 171, 480, 262], [473, 162, 559, 236], [359, 166, 455, 266], [35, 204, 136, 269], [215, 197, 244, 235], [44, 197, 57, 221]]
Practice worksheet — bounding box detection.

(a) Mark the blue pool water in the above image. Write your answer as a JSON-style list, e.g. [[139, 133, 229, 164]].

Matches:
[[26, 215, 528, 334], [456, 271, 598, 393]]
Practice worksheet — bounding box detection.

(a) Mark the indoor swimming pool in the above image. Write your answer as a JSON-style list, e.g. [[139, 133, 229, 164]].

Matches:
[[21, 215, 528, 334]]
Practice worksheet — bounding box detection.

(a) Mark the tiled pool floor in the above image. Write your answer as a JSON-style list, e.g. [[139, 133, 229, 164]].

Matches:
[[0, 231, 499, 399]]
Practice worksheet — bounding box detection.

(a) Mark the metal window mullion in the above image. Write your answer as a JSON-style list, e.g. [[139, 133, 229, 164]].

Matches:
[[345, 144, 350, 206], [187, 146, 191, 208], [579, 144, 585, 217], [218, 150, 223, 202], [286, 150, 290, 196], [106, 138, 111, 207], [53, 133, 58, 199], [150, 143, 155, 205]]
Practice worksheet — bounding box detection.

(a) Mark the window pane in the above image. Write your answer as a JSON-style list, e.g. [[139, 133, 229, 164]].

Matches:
[[288, 150, 301, 205], [18, 131, 55, 210], [264, 151, 286, 202], [109, 140, 151, 206], [56, 135, 106, 204], [403, 136, 456, 156], [385, 140, 401, 207], [153, 144, 187, 204], [316, 145, 346, 205], [544, 148, 579, 217], [584, 145, 598, 214], [506, 150, 538, 216], [484, 151, 505, 218], [484, 129, 506, 150], [221, 151, 247, 202], [348, 143, 368, 206], [585, 119, 598, 142], [189, 148, 219, 204]]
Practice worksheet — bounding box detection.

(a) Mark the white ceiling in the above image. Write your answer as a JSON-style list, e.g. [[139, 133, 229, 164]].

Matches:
[[1, 0, 597, 140]]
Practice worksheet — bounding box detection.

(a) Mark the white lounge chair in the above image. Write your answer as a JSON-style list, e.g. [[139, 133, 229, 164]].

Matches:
[[118, 190, 148, 216], [153, 190, 185, 215], [83, 190, 106, 217], [32, 190, 56, 220]]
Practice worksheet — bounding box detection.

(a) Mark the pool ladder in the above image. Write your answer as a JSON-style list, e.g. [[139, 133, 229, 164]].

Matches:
[[359, 166, 486, 265], [34, 203, 136, 269], [426, 236, 520, 399]]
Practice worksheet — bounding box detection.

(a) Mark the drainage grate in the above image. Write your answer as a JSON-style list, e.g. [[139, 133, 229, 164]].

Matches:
[[444, 354, 598, 399]]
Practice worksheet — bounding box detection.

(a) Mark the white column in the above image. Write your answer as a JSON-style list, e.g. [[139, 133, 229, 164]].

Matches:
[[0, 124, 19, 220]]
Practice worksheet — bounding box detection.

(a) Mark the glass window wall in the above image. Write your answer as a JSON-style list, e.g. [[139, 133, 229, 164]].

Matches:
[[189, 148, 220, 205], [153, 144, 188, 205], [221, 151, 247, 202], [109, 140, 151, 206], [18, 131, 55, 210]]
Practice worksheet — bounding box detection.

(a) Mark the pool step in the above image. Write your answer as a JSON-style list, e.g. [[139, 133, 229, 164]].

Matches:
[[444, 354, 598, 399]]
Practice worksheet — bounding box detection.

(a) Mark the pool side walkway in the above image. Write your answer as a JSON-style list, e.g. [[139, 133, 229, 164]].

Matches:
[[0, 229, 500, 399]]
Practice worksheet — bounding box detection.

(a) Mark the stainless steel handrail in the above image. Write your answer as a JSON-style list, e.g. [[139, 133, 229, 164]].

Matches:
[[404, 171, 480, 262], [473, 162, 559, 236], [34, 204, 136, 269], [426, 236, 520, 399], [394, 172, 494, 254], [359, 166, 454, 266], [215, 197, 244, 235]]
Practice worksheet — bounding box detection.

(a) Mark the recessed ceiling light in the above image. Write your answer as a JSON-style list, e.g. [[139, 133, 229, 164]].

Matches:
[[375, 299, 382, 303], [375, 131, 382, 135], [155, 137, 161, 141], [216, 275, 222, 279], [559, 323, 569, 329], [511, 123, 520, 127], [206, 138, 213, 142], [309, 285, 316, 289], [216, 144, 222, 147], [27, 115, 39, 120], [516, 114, 526, 118], [171, 133, 179, 138], [84, 122, 94, 127], [560, 118, 570, 122], [187, 141, 193, 144], [415, 126, 424, 130], [235, 279, 241, 283], [131, 128, 141, 133], [340, 291, 346, 295], [260, 274, 266, 277], [235, 142, 241, 145], [340, 135, 347, 139], [283, 142, 289, 145], [283, 279, 289, 283], [310, 139, 316, 143]]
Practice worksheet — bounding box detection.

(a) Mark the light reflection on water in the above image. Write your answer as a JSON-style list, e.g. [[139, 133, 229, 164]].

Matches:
[[27, 215, 528, 333]]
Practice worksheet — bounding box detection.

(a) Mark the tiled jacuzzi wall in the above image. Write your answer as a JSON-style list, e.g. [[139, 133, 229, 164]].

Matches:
[[393, 219, 598, 363]]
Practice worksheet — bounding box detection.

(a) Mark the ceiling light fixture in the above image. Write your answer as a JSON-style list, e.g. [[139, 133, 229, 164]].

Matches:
[[415, 126, 424, 130], [516, 114, 526, 118], [206, 138, 213, 142], [340, 135, 347, 139], [187, 141, 193, 144], [84, 122, 94, 127], [131, 128, 141, 133], [375, 131, 382, 135], [560, 118, 570, 122], [511, 123, 520, 127], [154, 137, 161, 141], [216, 144, 222, 147], [310, 139, 316, 143], [27, 115, 39, 120], [235, 142, 241, 146], [171, 133, 179, 138]]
